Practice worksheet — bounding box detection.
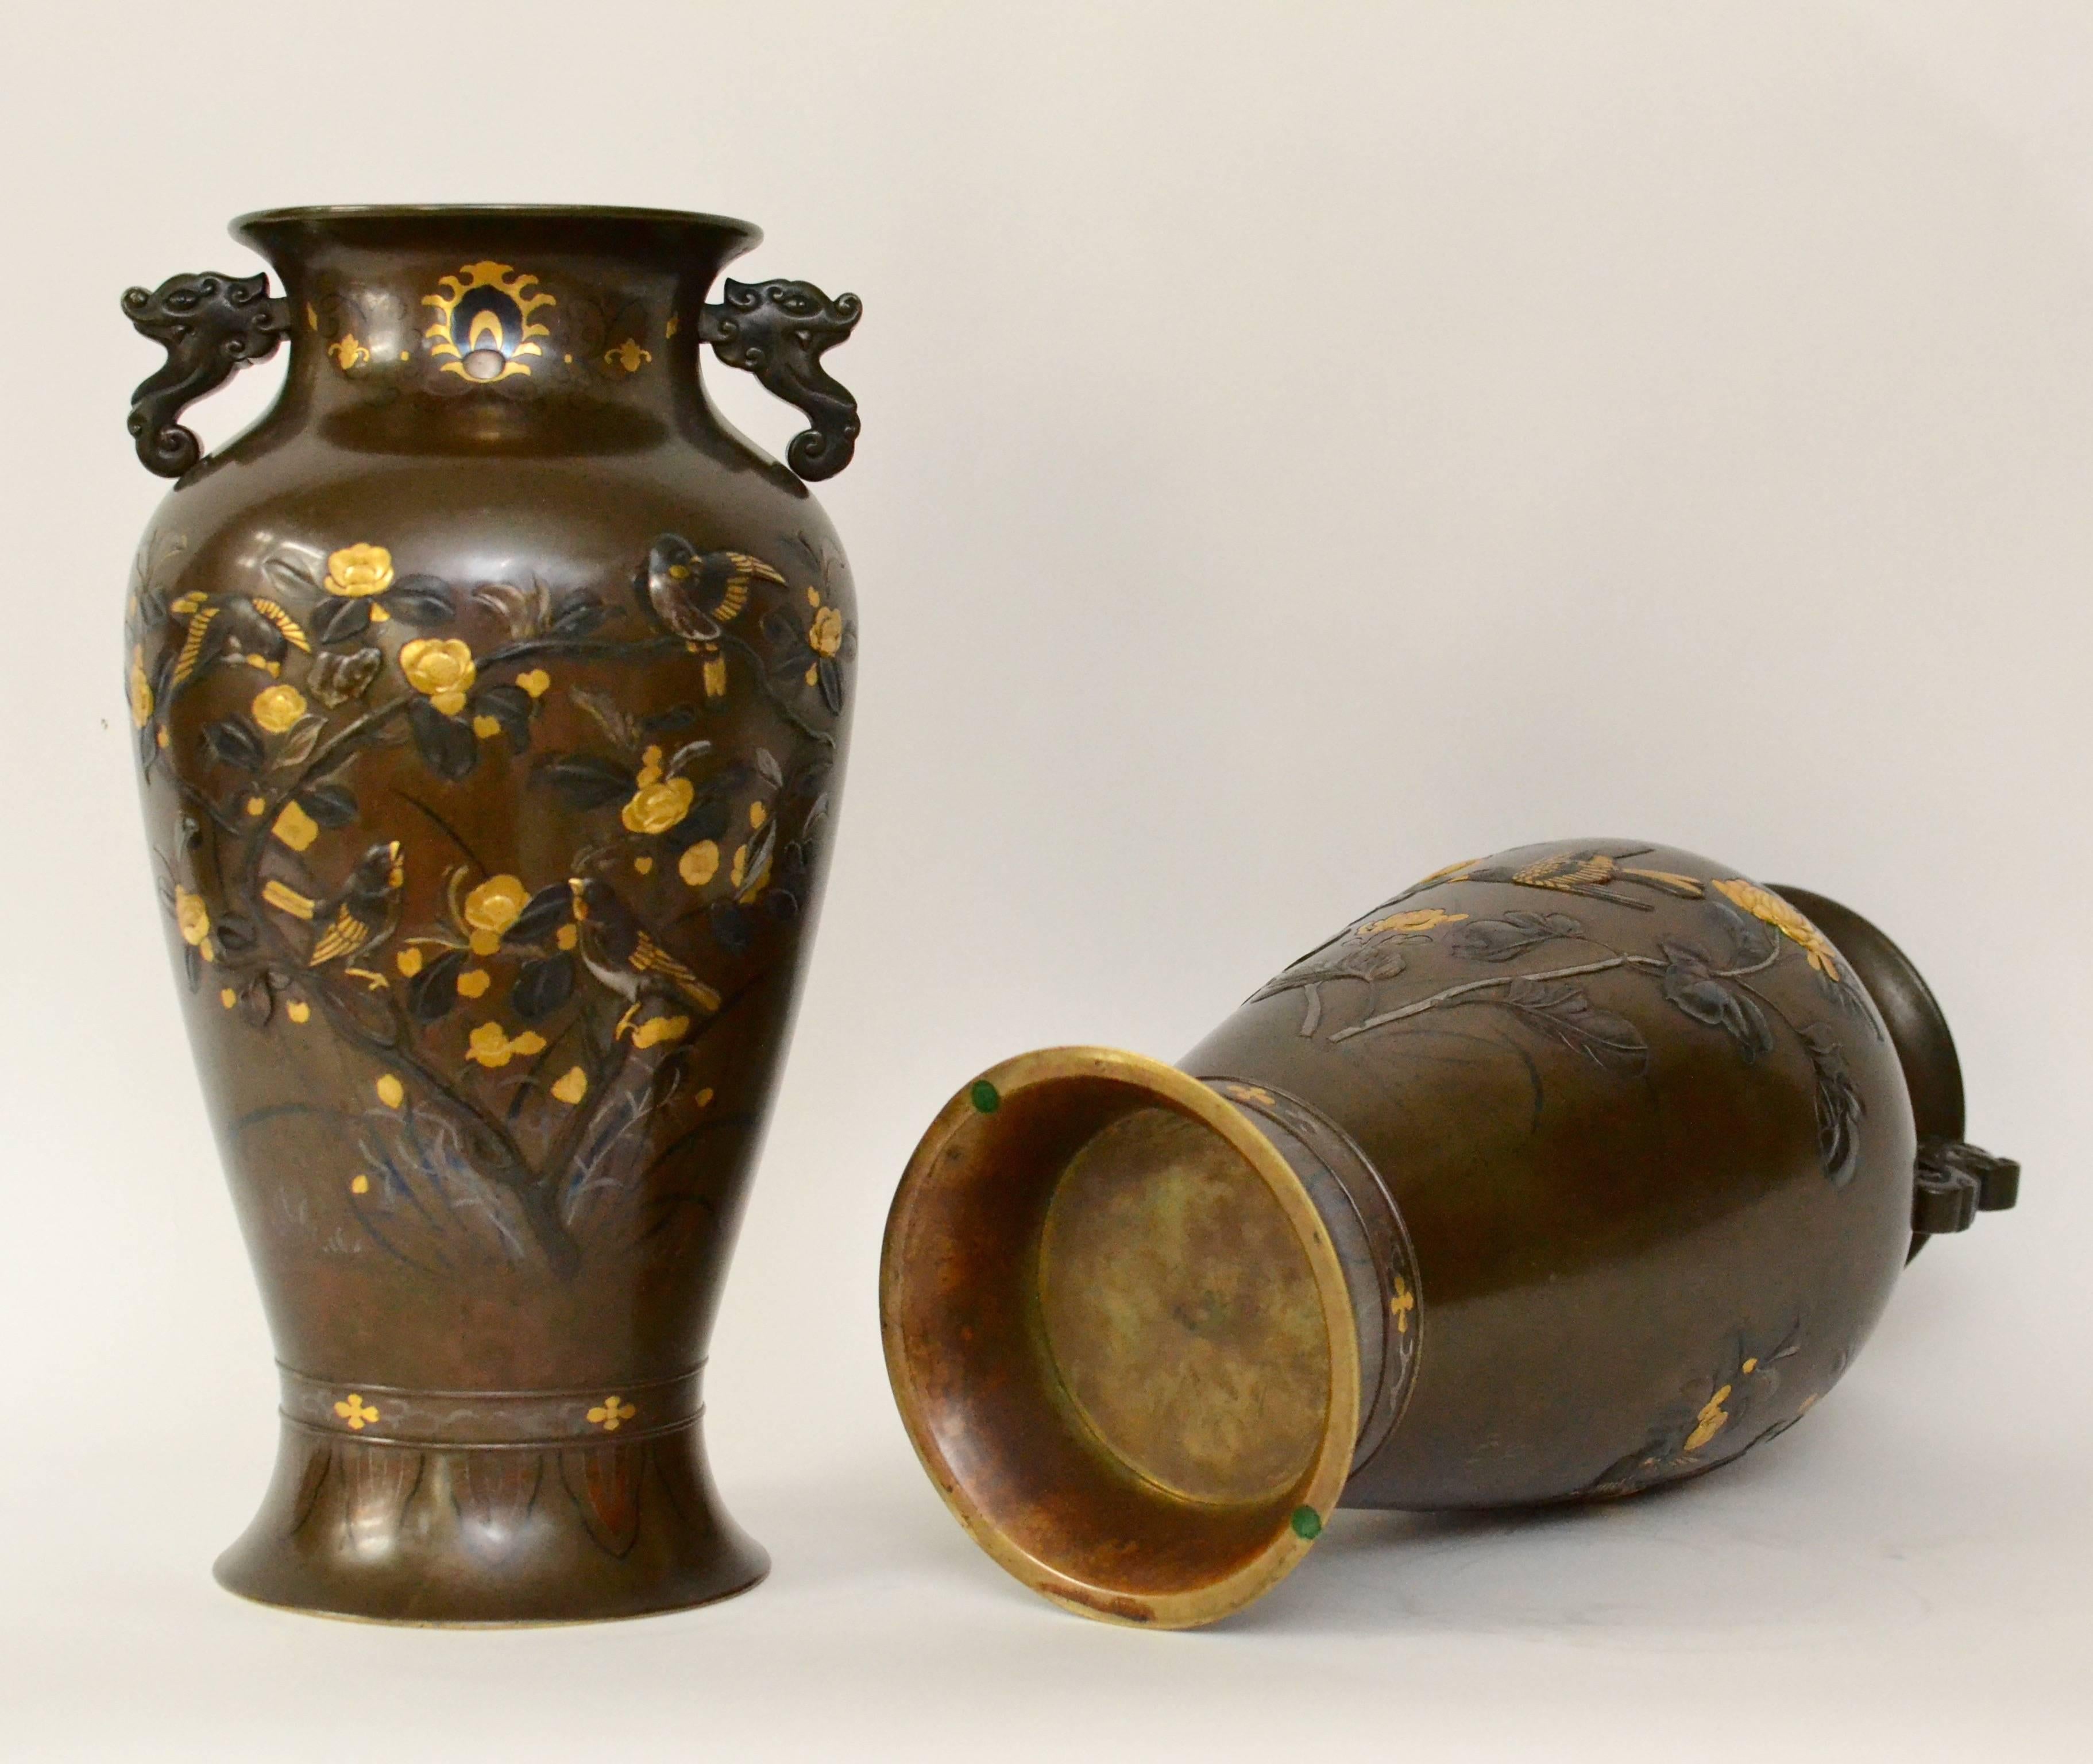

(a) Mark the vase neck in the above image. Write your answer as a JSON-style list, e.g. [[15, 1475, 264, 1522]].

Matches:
[[234, 207, 760, 447]]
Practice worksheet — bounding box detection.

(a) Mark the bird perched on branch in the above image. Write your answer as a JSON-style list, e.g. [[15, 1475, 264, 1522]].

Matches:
[[167, 589, 310, 688], [262, 841, 405, 983], [636, 533, 785, 648], [569, 876, 722, 1037]]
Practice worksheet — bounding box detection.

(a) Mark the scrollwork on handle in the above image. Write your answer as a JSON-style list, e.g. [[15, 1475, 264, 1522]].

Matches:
[[699, 277, 863, 481], [1911, 1135, 2020, 1242], [121, 271, 292, 477]]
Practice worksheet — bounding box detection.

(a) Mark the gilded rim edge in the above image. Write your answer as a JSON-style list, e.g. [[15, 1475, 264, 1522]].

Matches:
[[878, 1045, 1362, 1631]]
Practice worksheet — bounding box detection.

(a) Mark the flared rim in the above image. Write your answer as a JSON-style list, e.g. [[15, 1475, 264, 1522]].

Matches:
[[880, 1045, 1361, 1630], [231, 203, 762, 247]]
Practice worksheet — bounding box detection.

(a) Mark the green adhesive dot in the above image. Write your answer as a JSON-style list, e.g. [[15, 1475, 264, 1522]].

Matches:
[[1290, 1506, 1323, 1541], [969, 1080, 1001, 1114]]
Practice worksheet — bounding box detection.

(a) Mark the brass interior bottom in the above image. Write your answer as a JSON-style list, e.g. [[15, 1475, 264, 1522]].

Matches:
[[1039, 1108, 1330, 1506], [881, 1048, 1360, 1629]]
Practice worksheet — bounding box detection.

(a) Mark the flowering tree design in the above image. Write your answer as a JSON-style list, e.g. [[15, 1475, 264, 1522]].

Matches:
[[1252, 846, 1878, 1183], [129, 529, 848, 1277], [1582, 1322, 1812, 1496]]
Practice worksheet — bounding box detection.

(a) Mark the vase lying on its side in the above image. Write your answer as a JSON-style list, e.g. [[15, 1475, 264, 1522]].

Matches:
[[881, 841, 2018, 1628], [122, 206, 863, 1623]]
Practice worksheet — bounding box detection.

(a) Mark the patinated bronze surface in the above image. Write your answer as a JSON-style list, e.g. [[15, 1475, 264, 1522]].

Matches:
[[881, 841, 2018, 1628], [122, 206, 862, 1623]]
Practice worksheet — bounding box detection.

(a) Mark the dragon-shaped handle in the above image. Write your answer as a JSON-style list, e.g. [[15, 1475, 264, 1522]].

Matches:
[[121, 270, 292, 478], [699, 277, 863, 481]]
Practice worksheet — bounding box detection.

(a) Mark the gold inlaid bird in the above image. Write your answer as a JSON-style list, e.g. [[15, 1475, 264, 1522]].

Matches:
[[569, 876, 723, 1035], [638, 533, 785, 647], [261, 841, 405, 979], [166, 590, 311, 688]]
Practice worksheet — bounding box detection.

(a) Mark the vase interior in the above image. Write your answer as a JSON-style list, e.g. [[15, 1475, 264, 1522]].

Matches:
[[881, 1048, 1360, 1628]]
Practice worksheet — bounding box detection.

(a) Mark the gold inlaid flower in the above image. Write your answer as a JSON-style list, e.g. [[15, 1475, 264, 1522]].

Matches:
[[463, 874, 528, 947], [327, 334, 371, 372], [128, 646, 153, 728], [464, 1022, 548, 1069], [457, 969, 491, 999], [396, 947, 424, 978], [1710, 879, 1840, 978], [334, 1394, 380, 1431], [809, 602, 845, 658], [1411, 857, 1480, 889], [517, 668, 551, 698], [587, 1395, 636, 1431], [399, 637, 476, 716], [272, 799, 319, 852], [623, 776, 694, 835], [465, 1022, 512, 1067], [551, 1066, 589, 1105], [251, 683, 308, 733], [325, 543, 395, 598], [376, 1074, 405, 1108], [174, 885, 211, 950], [1683, 1384, 1733, 1453], [630, 1014, 690, 1050], [1358, 907, 1469, 937], [678, 841, 720, 887]]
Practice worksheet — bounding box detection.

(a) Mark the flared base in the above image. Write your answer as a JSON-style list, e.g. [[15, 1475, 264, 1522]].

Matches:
[[215, 1414, 766, 1626], [881, 1047, 1361, 1628]]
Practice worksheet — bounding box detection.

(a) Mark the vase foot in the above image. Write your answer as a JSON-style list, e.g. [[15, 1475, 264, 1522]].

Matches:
[[214, 1414, 767, 1625]]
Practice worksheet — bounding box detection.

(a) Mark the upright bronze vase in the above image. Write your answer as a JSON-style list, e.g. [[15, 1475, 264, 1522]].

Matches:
[[122, 207, 862, 1622], [881, 842, 2018, 1628]]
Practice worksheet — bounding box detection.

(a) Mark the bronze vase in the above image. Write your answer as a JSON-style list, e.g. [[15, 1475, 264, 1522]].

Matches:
[[122, 206, 862, 1623], [881, 841, 2018, 1628]]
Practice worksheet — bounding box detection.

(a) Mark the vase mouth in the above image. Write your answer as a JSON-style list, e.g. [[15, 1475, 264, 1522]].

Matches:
[[234, 202, 760, 237], [880, 1046, 1361, 1630]]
